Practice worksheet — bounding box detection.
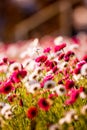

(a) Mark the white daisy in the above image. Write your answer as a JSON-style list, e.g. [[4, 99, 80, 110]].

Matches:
[[79, 92, 87, 99], [44, 80, 55, 89], [9, 62, 22, 72], [64, 109, 77, 123], [4, 110, 13, 119], [59, 117, 66, 125], [26, 60, 36, 72], [80, 63, 87, 77], [1, 104, 11, 115], [22, 59, 31, 68], [81, 105, 87, 115], [54, 36, 63, 45], [26, 82, 40, 94], [58, 61, 68, 70], [0, 102, 5, 110], [51, 85, 66, 96], [29, 72, 38, 81], [34, 67, 42, 74], [73, 74, 81, 81]]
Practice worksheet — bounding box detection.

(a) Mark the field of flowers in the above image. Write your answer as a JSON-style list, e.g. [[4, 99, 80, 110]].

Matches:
[[0, 36, 87, 130]]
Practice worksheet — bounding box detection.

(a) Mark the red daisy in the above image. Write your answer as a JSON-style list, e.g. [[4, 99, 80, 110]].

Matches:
[[0, 81, 15, 94], [27, 106, 37, 119], [10, 69, 27, 83], [38, 98, 50, 111]]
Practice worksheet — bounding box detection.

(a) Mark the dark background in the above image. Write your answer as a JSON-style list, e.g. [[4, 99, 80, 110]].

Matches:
[[0, 0, 87, 42]]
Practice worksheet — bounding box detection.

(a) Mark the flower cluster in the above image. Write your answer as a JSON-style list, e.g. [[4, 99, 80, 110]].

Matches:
[[0, 38, 87, 130]]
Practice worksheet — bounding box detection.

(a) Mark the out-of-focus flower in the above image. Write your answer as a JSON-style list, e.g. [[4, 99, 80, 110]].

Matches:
[[0, 103, 11, 116], [38, 98, 50, 111], [76, 60, 86, 69], [64, 109, 77, 123], [0, 102, 5, 110], [54, 36, 63, 45], [51, 85, 66, 96], [44, 80, 55, 89], [79, 91, 87, 99], [82, 55, 87, 62], [65, 88, 79, 105], [65, 79, 74, 90], [10, 70, 27, 83], [26, 82, 40, 94], [9, 62, 22, 72], [81, 105, 87, 115], [54, 43, 66, 52], [4, 110, 13, 119], [43, 47, 51, 53], [27, 106, 37, 119], [80, 63, 87, 77], [0, 81, 15, 94], [35, 55, 47, 63]]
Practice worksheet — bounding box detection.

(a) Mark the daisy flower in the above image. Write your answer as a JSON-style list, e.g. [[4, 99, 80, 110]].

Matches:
[[80, 63, 87, 77], [81, 105, 87, 115], [4, 110, 13, 119], [44, 80, 55, 89], [26, 82, 40, 94], [51, 85, 66, 96], [9, 62, 22, 72], [1, 103, 11, 116], [27, 106, 38, 119], [0, 81, 15, 94], [38, 98, 50, 111]]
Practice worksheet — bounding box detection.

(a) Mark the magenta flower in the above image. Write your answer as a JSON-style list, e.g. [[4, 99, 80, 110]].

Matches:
[[49, 61, 57, 69], [3, 57, 8, 64], [72, 37, 80, 44], [65, 88, 79, 105], [43, 47, 51, 53], [58, 53, 65, 60], [38, 98, 50, 111], [10, 70, 27, 83], [45, 60, 51, 67], [65, 79, 74, 90], [77, 60, 86, 69], [35, 55, 47, 63], [54, 43, 66, 52], [65, 51, 74, 57], [74, 67, 80, 74], [44, 75, 53, 82], [52, 66, 58, 73], [82, 55, 87, 62]]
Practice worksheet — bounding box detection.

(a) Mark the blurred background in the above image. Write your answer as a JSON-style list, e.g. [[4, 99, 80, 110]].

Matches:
[[0, 0, 87, 42]]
